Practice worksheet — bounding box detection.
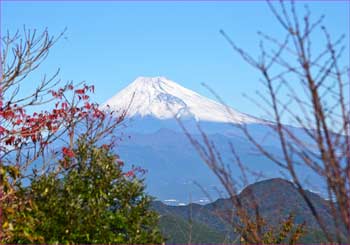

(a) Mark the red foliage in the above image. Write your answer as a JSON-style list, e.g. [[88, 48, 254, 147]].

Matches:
[[1, 80, 130, 176], [0, 83, 104, 148], [62, 147, 75, 158], [74, 89, 85, 95], [124, 170, 135, 178], [123, 166, 147, 178]]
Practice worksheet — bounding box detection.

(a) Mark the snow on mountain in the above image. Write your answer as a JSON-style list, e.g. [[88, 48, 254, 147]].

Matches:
[[102, 76, 260, 124]]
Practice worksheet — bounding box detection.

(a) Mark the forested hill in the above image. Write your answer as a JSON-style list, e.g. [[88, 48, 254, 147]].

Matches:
[[153, 178, 342, 244]]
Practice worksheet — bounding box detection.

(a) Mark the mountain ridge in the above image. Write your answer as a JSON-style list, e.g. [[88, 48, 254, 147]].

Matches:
[[153, 178, 341, 244]]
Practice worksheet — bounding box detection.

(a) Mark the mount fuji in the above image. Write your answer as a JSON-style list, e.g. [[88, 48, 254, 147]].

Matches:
[[102, 76, 261, 124], [102, 76, 319, 204]]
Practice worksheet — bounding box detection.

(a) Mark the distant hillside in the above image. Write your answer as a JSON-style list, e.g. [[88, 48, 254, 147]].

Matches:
[[152, 178, 344, 244], [158, 214, 230, 244]]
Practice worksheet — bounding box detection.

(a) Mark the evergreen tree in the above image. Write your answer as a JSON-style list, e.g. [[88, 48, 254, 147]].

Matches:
[[19, 139, 164, 244]]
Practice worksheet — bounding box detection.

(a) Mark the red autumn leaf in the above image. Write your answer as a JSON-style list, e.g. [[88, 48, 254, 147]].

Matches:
[[62, 147, 75, 158], [75, 89, 85, 95], [84, 102, 91, 110], [5, 136, 15, 145], [0, 126, 6, 136], [3, 108, 15, 119], [124, 170, 135, 178], [14, 119, 22, 125]]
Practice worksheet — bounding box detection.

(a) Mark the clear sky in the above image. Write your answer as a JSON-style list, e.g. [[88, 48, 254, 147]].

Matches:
[[1, 1, 349, 117]]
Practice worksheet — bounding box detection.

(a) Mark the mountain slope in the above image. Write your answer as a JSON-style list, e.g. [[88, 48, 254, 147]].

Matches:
[[102, 76, 260, 124], [102, 76, 322, 204], [158, 214, 230, 244], [153, 178, 341, 244]]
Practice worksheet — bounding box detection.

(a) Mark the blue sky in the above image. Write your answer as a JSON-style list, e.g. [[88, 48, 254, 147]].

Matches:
[[2, 1, 349, 117]]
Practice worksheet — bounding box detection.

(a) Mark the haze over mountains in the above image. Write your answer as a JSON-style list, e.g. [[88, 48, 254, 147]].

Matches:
[[103, 76, 322, 204]]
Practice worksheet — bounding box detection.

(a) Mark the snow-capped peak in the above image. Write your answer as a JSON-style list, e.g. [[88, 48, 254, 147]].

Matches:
[[102, 76, 260, 124]]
